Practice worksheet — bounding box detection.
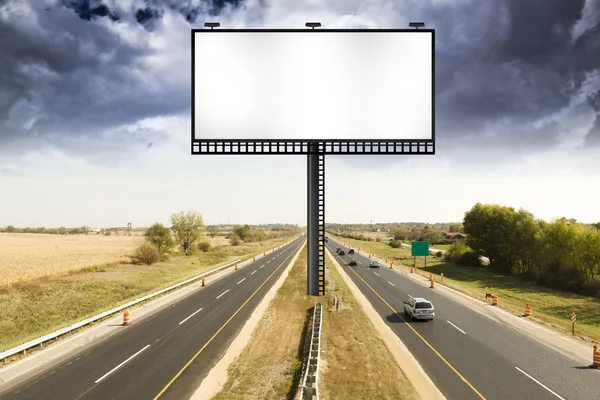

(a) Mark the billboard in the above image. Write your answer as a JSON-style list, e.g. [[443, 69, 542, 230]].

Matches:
[[191, 29, 435, 155]]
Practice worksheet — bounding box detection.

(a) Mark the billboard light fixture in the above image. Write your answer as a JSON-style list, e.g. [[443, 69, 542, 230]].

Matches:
[[204, 22, 220, 29], [409, 22, 425, 29], [305, 22, 322, 29]]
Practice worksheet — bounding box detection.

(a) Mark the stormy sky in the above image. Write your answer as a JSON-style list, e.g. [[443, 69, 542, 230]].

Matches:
[[1, 0, 599, 227]]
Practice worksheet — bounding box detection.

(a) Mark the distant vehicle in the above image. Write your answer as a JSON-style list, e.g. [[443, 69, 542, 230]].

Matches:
[[349, 258, 358, 266], [403, 297, 435, 321], [336, 248, 342, 253], [348, 249, 355, 254], [368, 260, 380, 268], [339, 250, 345, 256]]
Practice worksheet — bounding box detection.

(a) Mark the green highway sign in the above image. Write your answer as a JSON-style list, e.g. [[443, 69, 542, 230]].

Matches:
[[411, 241, 430, 257]]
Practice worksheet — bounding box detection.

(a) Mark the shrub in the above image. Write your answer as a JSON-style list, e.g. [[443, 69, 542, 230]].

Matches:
[[435, 250, 443, 258], [459, 251, 481, 267], [197, 241, 212, 252], [389, 240, 403, 248], [132, 243, 160, 265], [230, 234, 242, 246]]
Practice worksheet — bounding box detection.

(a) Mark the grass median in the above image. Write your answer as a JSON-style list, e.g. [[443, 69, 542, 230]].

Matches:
[[0, 238, 287, 353], [210, 247, 419, 400], [330, 234, 600, 343]]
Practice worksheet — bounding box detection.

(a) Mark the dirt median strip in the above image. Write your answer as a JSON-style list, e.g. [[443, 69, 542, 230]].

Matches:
[[325, 248, 445, 400]]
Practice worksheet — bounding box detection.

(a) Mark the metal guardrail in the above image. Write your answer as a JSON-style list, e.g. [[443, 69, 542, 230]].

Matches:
[[0, 237, 299, 362], [299, 302, 323, 400]]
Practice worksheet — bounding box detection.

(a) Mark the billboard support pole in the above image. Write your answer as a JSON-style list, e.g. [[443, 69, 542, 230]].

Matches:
[[305, 22, 325, 297], [307, 142, 325, 296]]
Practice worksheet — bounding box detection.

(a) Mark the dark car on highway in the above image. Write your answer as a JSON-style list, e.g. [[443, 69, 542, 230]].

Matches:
[[348, 249, 355, 254], [339, 250, 345, 256]]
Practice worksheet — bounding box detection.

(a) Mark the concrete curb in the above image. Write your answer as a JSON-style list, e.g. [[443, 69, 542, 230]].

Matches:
[[326, 248, 445, 400]]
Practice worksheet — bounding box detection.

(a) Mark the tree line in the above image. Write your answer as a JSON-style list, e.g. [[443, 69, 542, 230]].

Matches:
[[458, 203, 600, 295], [331, 223, 465, 248], [136, 211, 300, 265]]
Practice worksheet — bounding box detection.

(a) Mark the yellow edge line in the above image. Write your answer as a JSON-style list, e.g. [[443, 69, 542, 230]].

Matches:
[[330, 250, 487, 400], [153, 239, 304, 400]]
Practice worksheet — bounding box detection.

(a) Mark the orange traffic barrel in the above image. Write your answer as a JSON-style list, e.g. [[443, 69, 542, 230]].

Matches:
[[389, 262, 393, 269], [429, 273, 433, 281], [492, 294, 498, 306], [410, 267, 414, 273], [123, 310, 131, 326], [430, 277, 435, 288], [201, 278, 206, 287], [524, 304, 532, 317], [592, 346, 600, 368], [235, 263, 238, 270], [253, 256, 256, 261]]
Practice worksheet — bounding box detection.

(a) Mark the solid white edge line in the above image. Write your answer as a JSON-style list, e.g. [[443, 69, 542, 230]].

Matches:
[[216, 289, 230, 299], [447, 320, 466, 334], [251, 270, 257, 275], [515, 367, 566, 400], [387, 281, 395, 286], [179, 308, 203, 325], [237, 278, 246, 284], [94, 345, 150, 383]]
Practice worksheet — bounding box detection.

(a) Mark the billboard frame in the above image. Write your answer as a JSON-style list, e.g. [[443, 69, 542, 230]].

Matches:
[[190, 28, 436, 155]]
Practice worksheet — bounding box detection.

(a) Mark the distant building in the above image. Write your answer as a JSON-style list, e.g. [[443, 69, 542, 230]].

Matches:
[[443, 232, 468, 240]]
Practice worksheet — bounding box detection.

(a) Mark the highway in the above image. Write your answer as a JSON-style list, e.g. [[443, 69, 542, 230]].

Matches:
[[0, 237, 305, 400], [327, 239, 600, 400]]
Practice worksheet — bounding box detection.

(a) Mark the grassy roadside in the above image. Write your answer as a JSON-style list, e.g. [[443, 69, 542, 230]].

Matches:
[[0, 238, 288, 352], [319, 253, 419, 400], [330, 235, 600, 344], [209, 248, 419, 400], [209, 247, 313, 400]]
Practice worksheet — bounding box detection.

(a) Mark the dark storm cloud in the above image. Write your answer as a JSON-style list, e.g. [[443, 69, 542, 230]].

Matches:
[[584, 114, 600, 146], [429, 0, 600, 147], [0, 0, 599, 162]]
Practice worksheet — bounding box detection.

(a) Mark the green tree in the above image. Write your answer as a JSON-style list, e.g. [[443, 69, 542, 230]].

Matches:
[[229, 233, 241, 246], [144, 223, 174, 258], [233, 224, 252, 241], [6, 225, 15, 233], [132, 243, 160, 265], [58, 226, 67, 235], [591, 222, 600, 231], [81, 226, 91, 235], [463, 203, 524, 273], [422, 228, 443, 244], [207, 225, 217, 238], [449, 223, 463, 233], [390, 228, 411, 241], [170, 211, 204, 255], [408, 226, 422, 241]]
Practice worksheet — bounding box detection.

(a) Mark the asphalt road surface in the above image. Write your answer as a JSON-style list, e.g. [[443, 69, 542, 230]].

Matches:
[[328, 239, 600, 400], [0, 237, 305, 400]]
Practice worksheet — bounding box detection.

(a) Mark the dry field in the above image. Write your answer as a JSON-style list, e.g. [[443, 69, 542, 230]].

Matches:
[[0, 233, 232, 287], [0, 233, 145, 286]]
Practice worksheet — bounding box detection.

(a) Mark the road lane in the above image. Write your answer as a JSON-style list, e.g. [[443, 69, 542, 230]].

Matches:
[[328, 240, 598, 400], [0, 237, 305, 400]]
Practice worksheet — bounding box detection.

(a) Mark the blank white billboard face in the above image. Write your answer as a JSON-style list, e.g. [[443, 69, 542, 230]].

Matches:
[[193, 30, 433, 141]]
